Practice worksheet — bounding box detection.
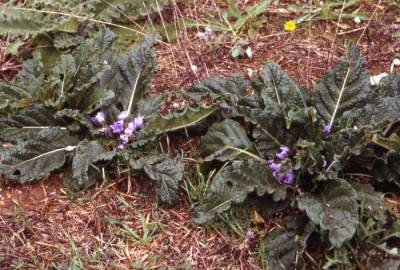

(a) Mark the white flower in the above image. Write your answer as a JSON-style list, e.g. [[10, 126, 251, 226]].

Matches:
[[353, 16, 361, 24], [191, 65, 198, 73]]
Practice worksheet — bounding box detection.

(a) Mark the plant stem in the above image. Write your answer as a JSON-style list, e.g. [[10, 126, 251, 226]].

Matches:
[[329, 67, 351, 127], [11, 146, 76, 168], [224, 145, 267, 163], [127, 70, 141, 114]]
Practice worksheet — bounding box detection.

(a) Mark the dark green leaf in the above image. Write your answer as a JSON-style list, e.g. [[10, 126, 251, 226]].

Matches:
[[194, 160, 284, 224], [350, 182, 387, 222], [130, 155, 184, 205], [200, 119, 255, 161], [257, 62, 309, 110], [262, 217, 314, 270], [136, 94, 164, 118], [0, 58, 42, 111], [0, 128, 79, 183], [0, 106, 67, 142], [188, 76, 261, 112], [239, 105, 293, 157], [72, 140, 115, 188], [312, 42, 371, 127], [297, 179, 359, 247], [373, 150, 400, 185], [362, 74, 400, 124], [135, 105, 219, 145], [100, 37, 157, 111]]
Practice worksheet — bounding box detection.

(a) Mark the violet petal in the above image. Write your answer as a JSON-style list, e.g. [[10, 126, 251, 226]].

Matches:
[[90, 111, 105, 125], [268, 160, 282, 172], [283, 171, 295, 185], [110, 120, 124, 134], [133, 115, 144, 129], [276, 145, 290, 160], [118, 111, 129, 120], [323, 123, 332, 138]]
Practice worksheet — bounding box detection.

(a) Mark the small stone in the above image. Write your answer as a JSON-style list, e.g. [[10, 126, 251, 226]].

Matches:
[[393, 59, 400, 66], [245, 47, 253, 59], [354, 16, 361, 24]]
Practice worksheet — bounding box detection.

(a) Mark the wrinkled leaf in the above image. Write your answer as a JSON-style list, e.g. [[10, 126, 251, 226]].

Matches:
[[262, 217, 314, 270], [351, 182, 387, 222], [256, 62, 309, 110], [238, 105, 293, 157], [130, 155, 184, 205], [373, 150, 400, 185], [72, 140, 115, 188], [100, 37, 157, 111], [136, 105, 219, 145], [200, 119, 255, 161], [0, 106, 66, 141], [362, 74, 400, 124], [194, 160, 283, 224], [313, 42, 371, 127], [0, 128, 79, 183], [298, 179, 359, 247]]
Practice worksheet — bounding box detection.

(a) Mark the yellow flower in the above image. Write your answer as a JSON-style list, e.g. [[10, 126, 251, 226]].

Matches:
[[284, 20, 296, 32]]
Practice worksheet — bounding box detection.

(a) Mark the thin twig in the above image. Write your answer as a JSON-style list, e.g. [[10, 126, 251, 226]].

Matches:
[[356, 0, 382, 45], [327, 0, 346, 67]]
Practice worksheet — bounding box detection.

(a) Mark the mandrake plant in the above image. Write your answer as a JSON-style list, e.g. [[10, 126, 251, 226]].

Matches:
[[0, 27, 216, 205], [184, 43, 400, 269]]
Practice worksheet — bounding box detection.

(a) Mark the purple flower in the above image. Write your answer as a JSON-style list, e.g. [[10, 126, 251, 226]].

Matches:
[[276, 145, 290, 160], [283, 171, 295, 185], [323, 123, 332, 138], [273, 170, 295, 185], [120, 133, 130, 144], [90, 111, 105, 125], [124, 122, 136, 136], [133, 115, 144, 129], [118, 111, 129, 120], [268, 160, 282, 172], [117, 143, 125, 150], [322, 155, 327, 169], [110, 120, 124, 134], [273, 171, 285, 184]]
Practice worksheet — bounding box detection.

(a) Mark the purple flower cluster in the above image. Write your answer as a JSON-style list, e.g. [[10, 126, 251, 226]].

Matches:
[[268, 145, 295, 185], [90, 110, 144, 149]]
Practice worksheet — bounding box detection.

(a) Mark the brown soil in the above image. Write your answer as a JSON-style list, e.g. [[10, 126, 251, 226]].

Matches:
[[0, 175, 64, 215], [0, 176, 259, 269], [152, 1, 400, 92]]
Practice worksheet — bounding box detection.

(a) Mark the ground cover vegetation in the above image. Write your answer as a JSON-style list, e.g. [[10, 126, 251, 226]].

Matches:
[[0, 0, 399, 269]]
